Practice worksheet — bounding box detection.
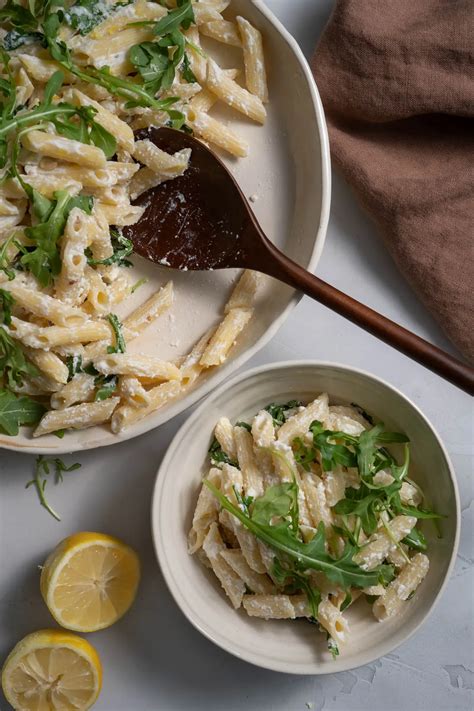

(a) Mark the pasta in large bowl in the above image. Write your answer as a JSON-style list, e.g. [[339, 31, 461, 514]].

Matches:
[[152, 361, 459, 674], [0, 0, 330, 452]]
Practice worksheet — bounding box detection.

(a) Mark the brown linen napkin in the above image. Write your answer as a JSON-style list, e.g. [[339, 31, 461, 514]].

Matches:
[[311, 0, 474, 362]]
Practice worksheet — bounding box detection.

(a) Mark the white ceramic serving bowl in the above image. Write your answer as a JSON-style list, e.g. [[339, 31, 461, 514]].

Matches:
[[152, 361, 460, 674], [2, 0, 330, 453]]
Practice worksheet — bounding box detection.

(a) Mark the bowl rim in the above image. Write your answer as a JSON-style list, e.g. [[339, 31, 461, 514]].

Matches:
[[151, 359, 461, 675], [0, 0, 331, 454]]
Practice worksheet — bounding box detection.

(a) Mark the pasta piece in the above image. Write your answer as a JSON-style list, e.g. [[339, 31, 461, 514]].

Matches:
[[302, 471, 334, 530], [195, 0, 229, 19], [200, 20, 241, 46], [387, 544, 410, 569], [400, 481, 423, 507], [277, 393, 329, 444], [55, 208, 95, 305], [15, 67, 34, 106], [353, 516, 417, 571], [88, 205, 113, 262], [123, 282, 173, 336], [323, 466, 347, 507], [214, 417, 237, 460], [89, 0, 166, 38], [71, 27, 154, 67], [0, 197, 23, 217], [8, 317, 111, 350], [21, 131, 107, 168], [243, 594, 307, 620], [111, 380, 181, 433], [23, 348, 69, 385], [188, 468, 221, 553], [18, 54, 73, 82], [220, 549, 274, 594], [16, 173, 82, 198], [251, 409, 275, 449], [220, 463, 266, 574], [203, 523, 245, 609], [87, 184, 129, 206], [50, 374, 96, 410], [317, 599, 349, 644], [93, 353, 181, 381], [67, 88, 135, 152], [96, 201, 145, 226], [34, 397, 120, 437], [183, 26, 206, 84], [373, 554, 429, 620], [185, 107, 248, 157], [2, 282, 88, 328], [233, 425, 264, 497], [200, 308, 252, 367], [251, 409, 276, 482], [132, 140, 191, 178], [206, 58, 266, 124], [118, 376, 151, 409], [24, 162, 138, 188], [225, 270, 261, 312], [83, 266, 111, 315], [179, 328, 214, 387], [324, 405, 368, 436], [129, 167, 162, 200], [236, 16, 268, 102]]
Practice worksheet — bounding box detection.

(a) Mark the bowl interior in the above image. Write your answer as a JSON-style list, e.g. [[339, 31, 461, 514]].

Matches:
[[153, 362, 459, 674], [2, 0, 330, 453]]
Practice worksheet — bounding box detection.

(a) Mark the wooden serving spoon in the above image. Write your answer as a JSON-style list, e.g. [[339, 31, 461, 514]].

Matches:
[[124, 127, 474, 395]]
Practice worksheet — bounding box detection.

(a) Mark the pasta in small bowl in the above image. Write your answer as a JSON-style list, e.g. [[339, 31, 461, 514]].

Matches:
[[152, 361, 459, 674]]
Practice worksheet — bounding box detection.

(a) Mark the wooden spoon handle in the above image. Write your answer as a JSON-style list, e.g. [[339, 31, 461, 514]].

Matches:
[[254, 236, 474, 395]]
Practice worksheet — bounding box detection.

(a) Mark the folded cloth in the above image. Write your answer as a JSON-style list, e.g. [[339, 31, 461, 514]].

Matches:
[[311, 0, 474, 362]]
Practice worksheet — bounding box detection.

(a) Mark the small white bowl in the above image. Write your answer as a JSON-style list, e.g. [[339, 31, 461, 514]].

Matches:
[[151, 361, 460, 674]]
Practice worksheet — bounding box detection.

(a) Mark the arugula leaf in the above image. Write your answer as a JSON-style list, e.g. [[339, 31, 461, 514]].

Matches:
[[0, 327, 38, 388], [43, 68, 64, 104], [0, 0, 37, 33], [402, 527, 428, 552], [390, 491, 444, 520], [295, 420, 357, 471], [106, 313, 126, 354], [208, 437, 238, 468], [152, 0, 194, 36], [21, 191, 93, 286], [273, 557, 321, 619], [205, 480, 392, 589], [0, 389, 44, 435], [131, 277, 148, 293], [264, 400, 302, 427], [251, 480, 299, 533], [235, 420, 251, 432], [94, 374, 118, 401], [334, 487, 381, 536], [0, 288, 14, 325], [0, 48, 17, 122], [87, 230, 133, 267], [25, 455, 81, 520], [181, 52, 196, 83], [0, 233, 17, 280], [357, 424, 409, 482], [66, 353, 83, 381]]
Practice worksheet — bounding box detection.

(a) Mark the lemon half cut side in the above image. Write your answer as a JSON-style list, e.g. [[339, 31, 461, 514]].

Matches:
[[41, 531, 141, 633], [1, 629, 102, 711]]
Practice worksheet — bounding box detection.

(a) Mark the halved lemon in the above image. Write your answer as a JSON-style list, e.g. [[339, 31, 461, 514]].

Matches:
[[1, 629, 102, 711], [40, 532, 140, 633]]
